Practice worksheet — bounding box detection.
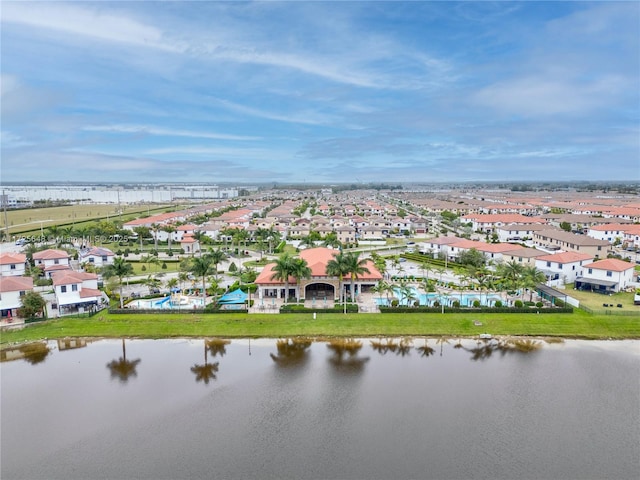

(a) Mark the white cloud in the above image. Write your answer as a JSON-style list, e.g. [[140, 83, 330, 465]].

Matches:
[[1, 2, 184, 52], [84, 124, 260, 141]]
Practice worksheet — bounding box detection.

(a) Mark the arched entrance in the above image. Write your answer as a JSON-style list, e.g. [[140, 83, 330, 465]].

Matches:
[[305, 283, 335, 300]]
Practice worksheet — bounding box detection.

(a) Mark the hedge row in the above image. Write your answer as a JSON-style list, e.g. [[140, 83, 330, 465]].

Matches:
[[280, 304, 359, 313], [379, 306, 574, 314], [108, 308, 246, 315]]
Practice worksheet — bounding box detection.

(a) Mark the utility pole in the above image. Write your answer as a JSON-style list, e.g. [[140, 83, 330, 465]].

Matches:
[[2, 190, 9, 242]]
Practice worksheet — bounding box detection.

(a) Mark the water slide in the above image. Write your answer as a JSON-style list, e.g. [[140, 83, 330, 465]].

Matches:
[[155, 296, 171, 307]]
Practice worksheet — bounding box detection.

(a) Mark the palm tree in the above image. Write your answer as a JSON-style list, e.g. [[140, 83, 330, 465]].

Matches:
[[133, 226, 149, 250], [207, 248, 227, 280], [166, 277, 178, 292], [190, 255, 213, 298], [522, 265, 547, 302], [102, 257, 134, 308], [326, 251, 349, 308], [143, 275, 161, 295], [322, 232, 342, 249], [107, 339, 141, 383], [397, 281, 416, 307], [270, 338, 312, 368], [299, 235, 317, 249], [421, 261, 433, 282], [270, 252, 296, 302], [151, 223, 160, 251], [342, 252, 370, 302], [162, 224, 176, 251], [178, 272, 189, 292], [291, 257, 312, 303]]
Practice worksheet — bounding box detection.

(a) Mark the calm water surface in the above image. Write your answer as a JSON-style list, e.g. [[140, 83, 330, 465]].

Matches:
[[1, 337, 639, 480]]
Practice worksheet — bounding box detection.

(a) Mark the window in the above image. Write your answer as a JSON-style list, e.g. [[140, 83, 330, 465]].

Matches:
[[546, 261, 551, 267], [572, 266, 575, 270], [597, 246, 602, 251], [588, 268, 592, 274], [606, 271, 612, 277], [89, 258, 95, 263], [102, 256, 108, 262], [54, 259, 59, 264], [558, 264, 563, 270], [61, 286, 67, 293], [19, 291, 25, 296], [72, 284, 78, 292], [10, 264, 16, 270]]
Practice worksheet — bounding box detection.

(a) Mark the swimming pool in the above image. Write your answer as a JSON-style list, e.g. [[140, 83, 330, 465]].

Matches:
[[376, 288, 504, 307], [128, 295, 206, 309]]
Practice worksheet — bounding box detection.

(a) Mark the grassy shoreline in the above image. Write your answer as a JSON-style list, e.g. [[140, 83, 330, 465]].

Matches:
[[2, 310, 639, 346]]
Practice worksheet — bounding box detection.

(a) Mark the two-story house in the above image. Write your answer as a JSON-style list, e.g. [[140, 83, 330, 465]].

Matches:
[[79, 247, 114, 268], [0, 276, 34, 319], [575, 259, 636, 294], [534, 251, 593, 285], [0, 253, 27, 277], [52, 271, 103, 316], [32, 249, 72, 278]]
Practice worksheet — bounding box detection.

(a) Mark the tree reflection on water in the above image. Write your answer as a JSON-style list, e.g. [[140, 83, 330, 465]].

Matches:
[[191, 339, 222, 385], [107, 339, 141, 383], [464, 338, 542, 361], [326, 338, 369, 372], [270, 338, 313, 368]]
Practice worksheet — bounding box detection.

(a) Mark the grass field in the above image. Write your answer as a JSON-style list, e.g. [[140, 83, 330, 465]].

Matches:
[[2, 309, 639, 347], [3, 204, 172, 236]]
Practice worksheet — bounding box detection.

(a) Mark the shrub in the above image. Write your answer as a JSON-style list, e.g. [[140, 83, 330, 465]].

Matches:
[[391, 299, 399, 307], [167, 250, 173, 257], [554, 299, 565, 307], [514, 300, 523, 308], [452, 300, 460, 308], [494, 300, 503, 308], [161, 262, 167, 270], [536, 301, 544, 308], [473, 300, 481, 308]]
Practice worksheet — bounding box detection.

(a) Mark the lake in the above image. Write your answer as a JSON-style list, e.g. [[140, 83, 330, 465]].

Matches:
[[1, 337, 639, 480]]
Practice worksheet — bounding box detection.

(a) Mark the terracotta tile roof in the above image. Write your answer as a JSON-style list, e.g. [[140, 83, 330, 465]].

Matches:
[[255, 247, 382, 284], [536, 252, 593, 264], [583, 259, 635, 272], [0, 253, 26, 265], [52, 271, 98, 286], [79, 288, 103, 298], [33, 249, 70, 260], [0, 276, 33, 293]]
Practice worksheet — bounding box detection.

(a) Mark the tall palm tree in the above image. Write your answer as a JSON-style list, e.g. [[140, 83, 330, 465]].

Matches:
[[107, 339, 141, 383], [103, 257, 134, 308], [342, 252, 371, 302], [162, 224, 176, 251], [190, 255, 213, 298], [322, 232, 342, 249], [207, 248, 227, 280], [151, 223, 160, 251], [326, 251, 349, 307], [522, 265, 547, 302], [270, 252, 296, 302], [133, 226, 149, 250], [291, 257, 312, 303]]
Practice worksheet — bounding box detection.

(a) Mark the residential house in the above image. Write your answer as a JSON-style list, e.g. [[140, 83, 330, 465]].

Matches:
[[0, 253, 27, 277], [180, 233, 200, 255], [52, 271, 103, 316], [32, 249, 72, 278], [533, 229, 610, 259], [79, 247, 114, 268], [534, 252, 593, 285], [575, 259, 636, 294], [0, 276, 34, 319], [500, 247, 548, 267], [462, 214, 547, 233], [496, 223, 549, 243]]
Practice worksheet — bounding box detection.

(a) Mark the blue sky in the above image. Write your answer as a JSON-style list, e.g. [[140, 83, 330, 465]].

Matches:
[[2, 1, 638, 184]]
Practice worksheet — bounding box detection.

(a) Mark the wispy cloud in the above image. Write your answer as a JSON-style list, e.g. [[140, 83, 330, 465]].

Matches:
[[84, 124, 261, 141]]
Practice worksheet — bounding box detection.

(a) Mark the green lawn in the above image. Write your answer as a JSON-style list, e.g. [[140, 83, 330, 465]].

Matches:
[[2, 309, 639, 347], [566, 285, 638, 310]]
